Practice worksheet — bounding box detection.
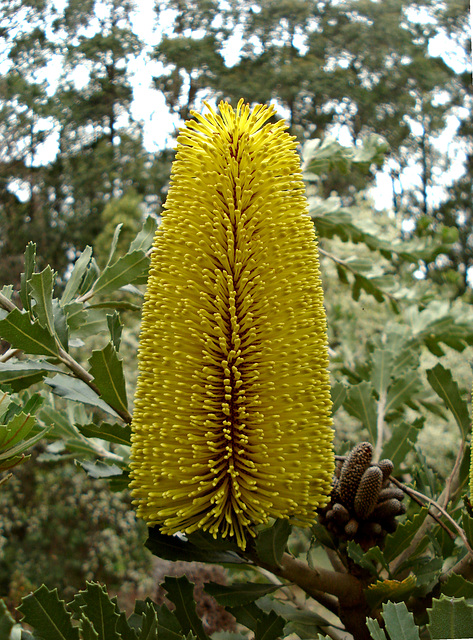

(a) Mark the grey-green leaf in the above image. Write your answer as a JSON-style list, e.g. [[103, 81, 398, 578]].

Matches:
[[427, 595, 473, 639], [343, 381, 377, 442], [76, 422, 131, 446], [44, 374, 120, 417], [62, 246, 93, 305], [426, 364, 470, 440], [93, 251, 149, 296], [163, 576, 210, 640], [255, 519, 291, 567], [30, 267, 56, 335], [203, 583, 278, 608], [382, 601, 420, 640]]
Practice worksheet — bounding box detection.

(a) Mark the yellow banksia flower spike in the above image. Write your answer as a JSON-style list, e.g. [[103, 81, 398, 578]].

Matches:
[[129, 99, 334, 549]]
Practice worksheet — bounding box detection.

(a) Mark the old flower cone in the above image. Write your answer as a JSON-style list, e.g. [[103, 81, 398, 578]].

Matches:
[[130, 99, 334, 548]]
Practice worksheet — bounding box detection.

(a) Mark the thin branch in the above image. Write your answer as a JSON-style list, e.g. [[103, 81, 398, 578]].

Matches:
[[0, 292, 16, 313], [442, 440, 465, 509]]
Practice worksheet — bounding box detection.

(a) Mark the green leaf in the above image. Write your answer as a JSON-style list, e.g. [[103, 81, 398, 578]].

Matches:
[[18, 584, 79, 640], [44, 374, 120, 417], [20, 242, 36, 313], [343, 381, 377, 442], [0, 361, 63, 392], [365, 618, 388, 640], [462, 512, 473, 548], [76, 421, 131, 446], [383, 508, 429, 565], [441, 574, 473, 598], [93, 251, 149, 296], [227, 603, 264, 631], [427, 364, 470, 440], [254, 610, 285, 640], [88, 343, 128, 414], [0, 423, 51, 462], [0, 411, 35, 448], [53, 299, 69, 350], [129, 216, 158, 253], [346, 542, 386, 576], [30, 267, 56, 335], [39, 406, 81, 440], [380, 419, 422, 468], [72, 582, 119, 640], [81, 616, 99, 640], [256, 597, 330, 637], [156, 604, 185, 640], [330, 382, 346, 415], [0, 598, 15, 638], [62, 246, 93, 305], [146, 527, 245, 565], [136, 602, 158, 640], [365, 576, 417, 610], [384, 371, 421, 413], [255, 519, 291, 567], [382, 601, 420, 640], [0, 308, 58, 357], [371, 349, 395, 395], [203, 583, 278, 608], [106, 224, 124, 268], [107, 312, 123, 351], [162, 576, 210, 640], [427, 595, 473, 639]]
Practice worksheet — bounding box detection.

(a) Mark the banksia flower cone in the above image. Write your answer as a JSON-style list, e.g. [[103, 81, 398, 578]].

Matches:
[[130, 99, 334, 548]]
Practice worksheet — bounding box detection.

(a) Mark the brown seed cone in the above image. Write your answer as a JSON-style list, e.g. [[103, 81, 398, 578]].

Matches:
[[371, 498, 405, 520], [354, 466, 383, 519], [378, 486, 404, 502], [345, 518, 359, 537], [338, 442, 373, 508], [377, 459, 394, 485]]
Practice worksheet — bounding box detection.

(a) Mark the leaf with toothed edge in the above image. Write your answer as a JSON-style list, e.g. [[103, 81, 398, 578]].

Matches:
[[17, 584, 79, 640], [162, 576, 210, 640]]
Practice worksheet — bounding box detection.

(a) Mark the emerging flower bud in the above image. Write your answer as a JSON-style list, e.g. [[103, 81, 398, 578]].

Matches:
[[130, 99, 334, 548]]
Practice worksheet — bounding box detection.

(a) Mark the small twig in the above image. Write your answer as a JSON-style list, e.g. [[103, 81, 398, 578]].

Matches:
[[0, 348, 21, 363], [390, 477, 473, 554], [442, 440, 465, 509], [0, 292, 16, 313]]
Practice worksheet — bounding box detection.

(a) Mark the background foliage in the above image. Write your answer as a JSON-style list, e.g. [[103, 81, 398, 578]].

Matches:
[[1, 1, 473, 639]]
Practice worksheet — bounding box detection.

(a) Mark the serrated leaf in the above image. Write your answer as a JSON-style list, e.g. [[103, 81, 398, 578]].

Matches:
[[0, 411, 35, 448], [30, 267, 56, 336], [441, 574, 473, 598], [0, 423, 51, 461], [20, 242, 36, 312], [129, 216, 158, 253], [365, 617, 388, 640], [427, 364, 470, 440], [343, 381, 377, 441], [254, 610, 285, 640], [380, 419, 422, 468], [53, 299, 69, 350], [330, 382, 346, 415], [146, 527, 245, 565], [39, 406, 81, 440], [162, 577, 210, 640], [427, 595, 473, 639], [106, 224, 124, 268], [78, 460, 124, 479], [136, 602, 157, 640], [371, 349, 395, 395], [346, 542, 387, 576], [81, 616, 99, 640], [0, 361, 63, 393], [76, 421, 131, 446], [462, 512, 473, 548], [365, 576, 417, 610], [156, 604, 185, 640], [72, 583, 119, 640], [384, 371, 421, 413], [88, 343, 128, 414], [256, 596, 330, 636], [93, 251, 149, 296], [106, 312, 122, 351], [0, 597, 15, 638], [203, 583, 278, 609], [227, 603, 264, 631], [255, 519, 291, 567], [0, 309, 58, 357], [62, 247, 94, 305], [44, 374, 120, 417], [383, 508, 429, 566], [18, 584, 79, 640], [382, 601, 420, 640]]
